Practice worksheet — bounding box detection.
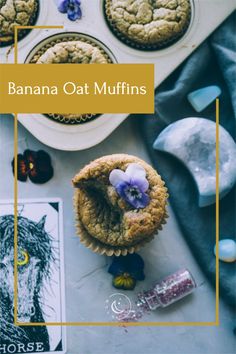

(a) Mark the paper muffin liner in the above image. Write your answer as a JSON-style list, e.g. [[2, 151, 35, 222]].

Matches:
[[0, 0, 39, 47], [29, 34, 114, 124], [45, 114, 100, 125], [104, 0, 192, 51], [73, 185, 169, 257]]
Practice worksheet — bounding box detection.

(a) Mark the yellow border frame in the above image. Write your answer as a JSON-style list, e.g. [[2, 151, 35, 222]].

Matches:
[[13, 26, 220, 327]]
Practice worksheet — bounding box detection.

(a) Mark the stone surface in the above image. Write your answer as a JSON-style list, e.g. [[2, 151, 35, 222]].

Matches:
[[153, 117, 236, 207], [0, 115, 236, 354]]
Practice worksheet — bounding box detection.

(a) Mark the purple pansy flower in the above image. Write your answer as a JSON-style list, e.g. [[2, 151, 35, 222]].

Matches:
[[11, 149, 54, 184], [108, 253, 145, 290], [109, 163, 150, 209], [58, 0, 82, 21]]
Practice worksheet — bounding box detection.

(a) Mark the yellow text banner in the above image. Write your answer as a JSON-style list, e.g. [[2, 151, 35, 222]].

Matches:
[[0, 64, 154, 114]]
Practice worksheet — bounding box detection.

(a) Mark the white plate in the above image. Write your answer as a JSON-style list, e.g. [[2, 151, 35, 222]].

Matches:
[[3, 0, 235, 151]]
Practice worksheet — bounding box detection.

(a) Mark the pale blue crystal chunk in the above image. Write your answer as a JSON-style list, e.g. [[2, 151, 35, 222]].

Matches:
[[187, 86, 221, 112], [214, 239, 236, 263]]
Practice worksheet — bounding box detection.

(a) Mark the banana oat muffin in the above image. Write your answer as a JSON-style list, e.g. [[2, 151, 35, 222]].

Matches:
[[30, 37, 112, 123], [36, 41, 109, 64], [73, 154, 168, 256], [104, 0, 191, 50], [0, 0, 39, 47]]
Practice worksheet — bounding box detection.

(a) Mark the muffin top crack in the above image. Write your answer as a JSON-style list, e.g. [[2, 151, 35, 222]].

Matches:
[[0, 0, 39, 46], [105, 0, 191, 49], [36, 41, 110, 64]]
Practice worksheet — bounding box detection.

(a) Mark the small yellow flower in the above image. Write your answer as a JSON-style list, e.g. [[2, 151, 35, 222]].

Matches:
[[113, 273, 136, 290]]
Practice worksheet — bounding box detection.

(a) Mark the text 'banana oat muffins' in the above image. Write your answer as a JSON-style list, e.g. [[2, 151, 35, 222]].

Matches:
[[104, 0, 191, 50], [29, 34, 113, 124], [73, 154, 168, 256], [0, 0, 39, 47]]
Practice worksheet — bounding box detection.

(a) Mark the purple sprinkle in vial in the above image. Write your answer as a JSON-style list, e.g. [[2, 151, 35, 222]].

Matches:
[[137, 269, 196, 311]]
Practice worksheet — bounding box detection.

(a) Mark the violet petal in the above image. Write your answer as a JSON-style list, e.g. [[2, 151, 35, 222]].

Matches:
[[108, 257, 127, 276], [130, 177, 149, 192], [109, 169, 129, 187], [58, 0, 69, 13], [116, 182, 131, 202], [116, 183, 149, 209], [125, 254, 145, 280], [126, 163, 146, 180], [67, 6, 82, 21], [126, 253, 145, 271], [130, 192, 150, 209]]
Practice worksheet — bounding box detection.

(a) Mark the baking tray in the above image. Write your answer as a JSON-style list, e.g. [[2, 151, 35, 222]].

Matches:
[[1, 0, 235, 151]]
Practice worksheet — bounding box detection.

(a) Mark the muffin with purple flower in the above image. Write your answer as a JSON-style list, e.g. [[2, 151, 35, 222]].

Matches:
[[73, 154, 168, 256]]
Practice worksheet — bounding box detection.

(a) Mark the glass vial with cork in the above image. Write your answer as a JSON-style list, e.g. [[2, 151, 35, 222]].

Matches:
[[137, 268, 196, 311]]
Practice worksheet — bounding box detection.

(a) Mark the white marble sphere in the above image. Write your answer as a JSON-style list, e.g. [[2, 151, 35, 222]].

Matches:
[[214, 239, 236, 263]]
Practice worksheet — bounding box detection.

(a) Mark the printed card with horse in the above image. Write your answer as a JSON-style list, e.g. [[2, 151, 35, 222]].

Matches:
[[0, 199, 66, 354]]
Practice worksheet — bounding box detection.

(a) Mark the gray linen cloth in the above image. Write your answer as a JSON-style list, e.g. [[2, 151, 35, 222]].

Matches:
[[140, 12, 236, 308]]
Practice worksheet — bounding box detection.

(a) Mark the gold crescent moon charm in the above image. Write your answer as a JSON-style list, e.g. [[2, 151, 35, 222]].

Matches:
[[17, 250, 29, 266]]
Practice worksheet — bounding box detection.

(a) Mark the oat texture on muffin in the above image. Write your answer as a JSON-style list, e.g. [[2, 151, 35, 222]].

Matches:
[[105, 0, 191, 49], [73, 154, 168, 256], [36, 41, 110, 64], [0, 0, 39, 46], [30, 38, 111, 122]]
